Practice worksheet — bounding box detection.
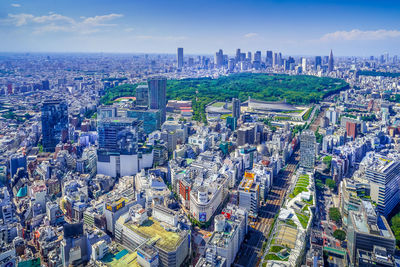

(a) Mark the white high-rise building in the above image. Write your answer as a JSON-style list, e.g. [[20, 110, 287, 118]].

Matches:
[[325, 107, 338, 125], [301, 57, 307, 71], [300, 130, 316, 170]]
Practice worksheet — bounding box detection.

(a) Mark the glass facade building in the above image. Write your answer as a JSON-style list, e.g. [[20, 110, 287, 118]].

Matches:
[[41, 99, 68, 152]]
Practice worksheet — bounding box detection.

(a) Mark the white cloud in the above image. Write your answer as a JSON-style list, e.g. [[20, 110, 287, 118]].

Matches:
[[3, 12, 123, 34], [320, 29, 400, 41], [11, 3, 21, 7], [82, 14, 123, 27], [124, 27, 134, 32], [244, 32, 258, 38]]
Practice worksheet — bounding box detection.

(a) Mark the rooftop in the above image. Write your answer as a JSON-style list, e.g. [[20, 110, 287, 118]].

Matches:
[[122, 217, 186, 252], [103, 250, 139, 267], [350, 212, 394, 239], [208, 221, 236, 248]]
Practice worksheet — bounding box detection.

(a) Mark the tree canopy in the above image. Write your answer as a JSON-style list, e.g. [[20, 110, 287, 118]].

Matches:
[[100, 73, 349, 123], [333, 229, 346, 241], [329, 207, 342, 225], [325, 178, 336, 190], [390, 212, 400, 248]]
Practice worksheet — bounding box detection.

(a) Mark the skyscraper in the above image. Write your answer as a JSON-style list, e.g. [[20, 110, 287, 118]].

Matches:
[[300, 130, 316, 170], [97, 117, 140, 177], [10, 154, 26, 179], [314, 56, 322, 70], [148, 77, 167, 124], [61, 223, 89, 267], [278, 52, 282, 66], [236, 48, 241, 62], [177, 47, 184, 69], [266, 51, 273, 66], [301, 57, 307, 71], [364, 154, 400, 216], [135, 84, 149, 107], [328, 49, 334, 72], [272, 52, 278, 66], [41, 99, 68, 152], [254, 51, 261, 62], [247, 51, 252, 61], [215, 49, 224, 68], [232, 98, 241, 119]]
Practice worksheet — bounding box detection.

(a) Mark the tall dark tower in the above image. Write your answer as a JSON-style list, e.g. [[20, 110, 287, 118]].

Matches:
[[328, 49, 334, 72], [232, 98, 241, 119], [177, 47, 184, 69], [41, 99, 68, 152], [148, 77, 167, 124]]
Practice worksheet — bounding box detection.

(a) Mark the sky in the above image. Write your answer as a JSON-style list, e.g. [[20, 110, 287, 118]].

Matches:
[[1, 0, 400, 56]]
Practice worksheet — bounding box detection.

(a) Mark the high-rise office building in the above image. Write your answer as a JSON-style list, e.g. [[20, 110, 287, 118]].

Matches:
[[278, 52, 282, 66], [328, 49, 334, 72], [301, 57, 307, 71], [61, 223, 88, 267], [300, 130, 316, 170], [177, 47, 184, 69], [238, 174, 260, 216], [364, 153, 400, 216], [232, 98, 241, 119], [215, 49, 224, 68], [127, 108, 161, 134], [314, 56, 322, 70], [272, 52, 278, 66], [228, 58, 235, 72], [188, 57, 194, 67], [10, 154, 26, 179], [236, 48, 241, 62], [254, 51, 261, 62], [97, 117, 140, 177], [347, 207, 395, 265], [325, 107, 337, 125], [266, 51, 273, 66], [247, 51, 252, 61], [135, 84, 149, 107], [41, 99, 68, 152], [148, 77, 167, 124]]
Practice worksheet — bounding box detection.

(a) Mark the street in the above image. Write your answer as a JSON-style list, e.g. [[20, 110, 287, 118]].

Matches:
[[234, 148, 300, 267]]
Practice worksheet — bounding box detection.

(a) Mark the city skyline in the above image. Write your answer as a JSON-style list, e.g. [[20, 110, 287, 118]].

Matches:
[[0, 0, 400, 56]]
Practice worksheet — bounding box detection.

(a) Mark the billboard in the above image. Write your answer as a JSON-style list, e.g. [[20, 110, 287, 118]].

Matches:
[[106, 200, 125, 212], [199, 212, 207, 222], [244, 172, 254, 179]]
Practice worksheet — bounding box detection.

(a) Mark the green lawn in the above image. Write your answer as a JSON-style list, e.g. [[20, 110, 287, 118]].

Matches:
[[265, 254, 281, 261], [211, 102, 226, 107], [270, 245, 284, 253], [285, 219, 297, 228], [221, 114, 232, 119], [303, 196, 314, 205], [291, 174, 310, 198], [293, 186, 308, 197], [296, 212, 310, 229]]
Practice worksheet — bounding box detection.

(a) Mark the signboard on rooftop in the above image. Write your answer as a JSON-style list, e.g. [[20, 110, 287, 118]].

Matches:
[[244, 172, 254, 179]]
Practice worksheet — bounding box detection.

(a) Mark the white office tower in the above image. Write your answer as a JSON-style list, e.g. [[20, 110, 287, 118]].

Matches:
[[300, 130, 316, 170], [325, 106, 338, 125]]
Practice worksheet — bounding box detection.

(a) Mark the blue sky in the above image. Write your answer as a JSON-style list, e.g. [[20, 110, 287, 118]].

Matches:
[[1, 0, 400, 56]]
